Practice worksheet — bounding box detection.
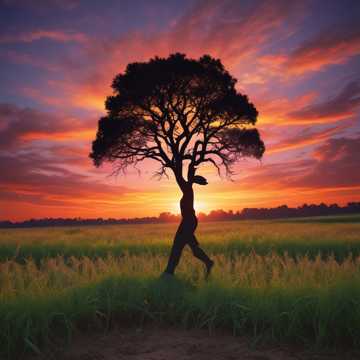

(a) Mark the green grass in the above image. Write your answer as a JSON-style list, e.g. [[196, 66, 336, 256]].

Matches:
[[1, 219, 360, 262], [1, 217, 360, 358]]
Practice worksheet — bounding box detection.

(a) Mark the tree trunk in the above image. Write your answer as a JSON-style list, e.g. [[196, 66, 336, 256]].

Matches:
[[163, 184, 213, 275]]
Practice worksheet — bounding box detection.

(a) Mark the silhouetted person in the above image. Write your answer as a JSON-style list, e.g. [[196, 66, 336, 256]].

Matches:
[[164, 175, 214, 276]]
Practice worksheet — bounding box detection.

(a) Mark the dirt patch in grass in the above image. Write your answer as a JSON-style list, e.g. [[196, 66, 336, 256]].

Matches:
[[33, 326, 359, 360]]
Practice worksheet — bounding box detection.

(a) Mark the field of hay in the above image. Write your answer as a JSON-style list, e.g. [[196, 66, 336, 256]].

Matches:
[[1, 216, 360, 359]]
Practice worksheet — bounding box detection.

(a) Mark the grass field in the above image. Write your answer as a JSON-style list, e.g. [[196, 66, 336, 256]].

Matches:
[[1, 216, 360, 359]]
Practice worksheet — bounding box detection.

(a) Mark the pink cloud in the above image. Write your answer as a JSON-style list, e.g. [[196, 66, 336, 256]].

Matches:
[[285, 22, 360, 75], [34, 0, 306, 111], [0, 29, 87, 44], [267, 123, 350, 154], [295, 136, 360, 188], [0, 50, 61, 71], [236, 135, 360, 191], [251, 21, 360, 80], [0, 103, 94, 148], [288, 81, 360, 123], [255, 91, 319, 125], [0, 149, 137, 220]]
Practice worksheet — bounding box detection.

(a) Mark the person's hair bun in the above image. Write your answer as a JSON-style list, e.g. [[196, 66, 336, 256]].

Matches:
[[193, 175, 208, 185]]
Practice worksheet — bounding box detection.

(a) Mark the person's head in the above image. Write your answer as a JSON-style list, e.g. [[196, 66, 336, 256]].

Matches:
[[193, 175, 208, 185]]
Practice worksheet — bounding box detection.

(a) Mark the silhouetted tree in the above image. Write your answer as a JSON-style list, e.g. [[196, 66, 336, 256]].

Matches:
[[90, 53, 265, 276]]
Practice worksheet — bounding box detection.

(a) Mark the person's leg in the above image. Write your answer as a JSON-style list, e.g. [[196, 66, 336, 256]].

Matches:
[[163, 234, 186, 275], [188, 235, 214, 277]]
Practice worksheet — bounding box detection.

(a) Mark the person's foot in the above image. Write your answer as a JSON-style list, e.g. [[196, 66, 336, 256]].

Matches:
[[205, 260, 214, 279], [161, 271, 174, 278]]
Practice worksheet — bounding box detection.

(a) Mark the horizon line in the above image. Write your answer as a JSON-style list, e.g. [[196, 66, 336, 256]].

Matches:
[[2, 200, 359, 224]]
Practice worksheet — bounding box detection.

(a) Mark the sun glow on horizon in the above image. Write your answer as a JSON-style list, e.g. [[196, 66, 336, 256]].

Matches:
[[170, 199, 211, 214]]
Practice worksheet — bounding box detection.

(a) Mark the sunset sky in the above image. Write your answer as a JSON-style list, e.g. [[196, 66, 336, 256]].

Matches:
[[0, 0, 360, 221]]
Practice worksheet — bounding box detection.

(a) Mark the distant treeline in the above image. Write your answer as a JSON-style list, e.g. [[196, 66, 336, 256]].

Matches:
[[1, 202, 360, 228]]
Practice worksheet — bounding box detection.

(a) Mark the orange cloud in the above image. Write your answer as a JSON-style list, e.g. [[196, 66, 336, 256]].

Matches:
[[256, 80, 360, 126], [0, 103, 95, 148], [30, 0, 305, 112], [287, 81, 360, 124], [286, 22, 360, 75], [267, 123, 350, 154], [20, 129, 95, 141], [236, 136, 360, 194], [256, 91, 318, 125], [251, 22, 360, 79]]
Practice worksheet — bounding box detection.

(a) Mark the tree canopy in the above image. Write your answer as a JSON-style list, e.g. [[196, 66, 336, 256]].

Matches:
[[90, 53, 265, 188]]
